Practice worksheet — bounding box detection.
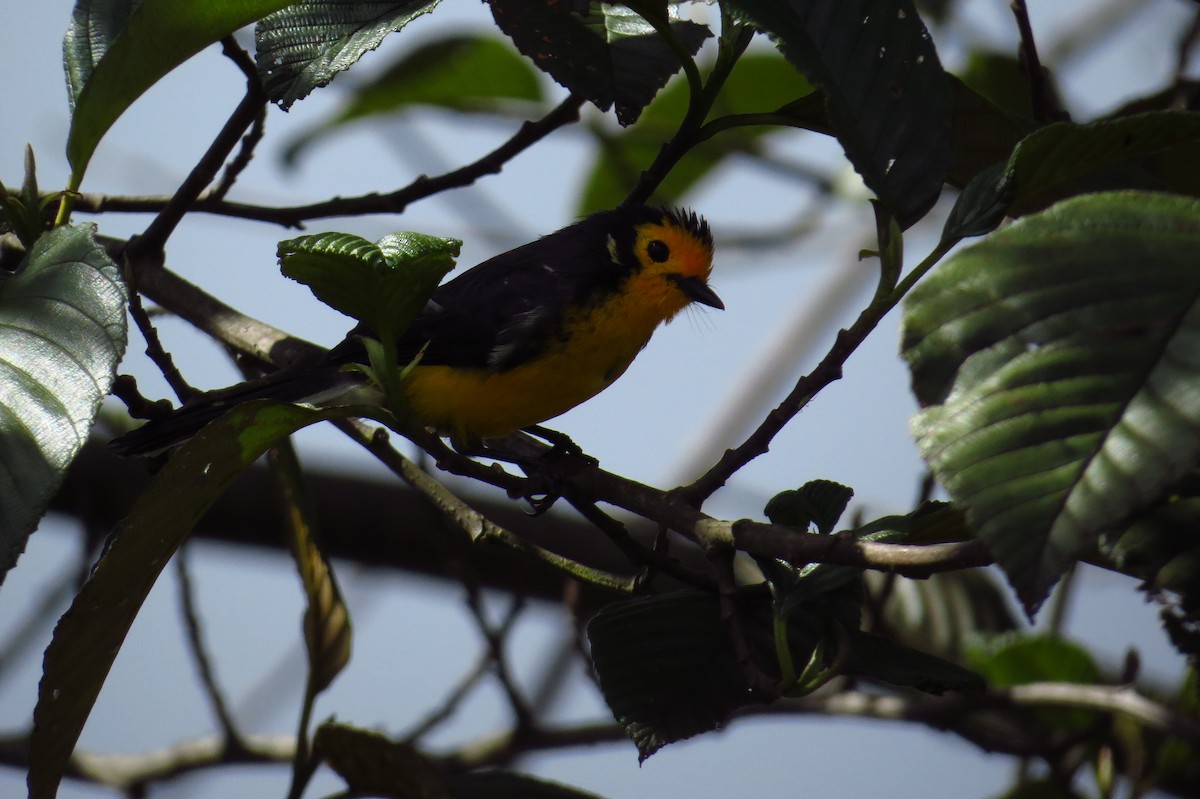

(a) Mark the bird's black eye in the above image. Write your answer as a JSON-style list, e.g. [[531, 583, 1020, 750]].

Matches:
[[647, 240, 670, 263]]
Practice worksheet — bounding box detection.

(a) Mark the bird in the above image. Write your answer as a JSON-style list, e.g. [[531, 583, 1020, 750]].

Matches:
[[111, 205, 722, 455]]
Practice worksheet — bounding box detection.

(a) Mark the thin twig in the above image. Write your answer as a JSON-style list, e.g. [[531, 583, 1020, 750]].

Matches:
[[78, 94, 586, 229], [126, 282, 194, 402], [401, 654, 495, 744], [210, 102, 267, 201], [465, 589, 535, 731], [126, 83, 267, 259], [1010, 0, 1067, 122], [566, 498, 716, 592], [174, 547, 247, 750], [333, 419, 637, 594]]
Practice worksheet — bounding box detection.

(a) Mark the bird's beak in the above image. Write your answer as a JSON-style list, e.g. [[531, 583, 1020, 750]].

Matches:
[[670, 274, 724, 310]]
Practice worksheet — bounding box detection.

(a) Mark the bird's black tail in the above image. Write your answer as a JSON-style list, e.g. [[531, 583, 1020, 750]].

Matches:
[[109, 367, 348, 456]]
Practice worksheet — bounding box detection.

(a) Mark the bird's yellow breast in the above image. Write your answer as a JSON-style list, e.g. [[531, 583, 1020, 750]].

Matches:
[[402, 276, 690, 441]]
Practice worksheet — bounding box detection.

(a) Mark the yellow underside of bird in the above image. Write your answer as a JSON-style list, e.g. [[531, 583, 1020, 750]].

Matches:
[[404, 254, 695, 441]]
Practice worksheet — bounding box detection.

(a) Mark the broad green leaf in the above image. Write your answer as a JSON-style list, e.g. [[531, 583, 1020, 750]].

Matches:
[[586, 592, 749, 761], [726, 0, 950, 227], [29, 401, 349, 799], [969, 634, 1100, 686], [255, 0, 443, 110], [0, 225, 125, 586], [948, 112, 1200, 243], [62, 0, 143, 111], [270, 444, 351, 695], [277, 230, 459, 343], [488, 1, 710, 126], [65, 0, 299, 188], [968, 634, 1101, 732], [1006, 112, 1200, 212], [588, 590, 981, 760], [577, 51, 815, 213], [449, 772, 608, 799], [903, 191, 1200, 613], [314, 721, 453, 799], [283, 34, 544, 164]]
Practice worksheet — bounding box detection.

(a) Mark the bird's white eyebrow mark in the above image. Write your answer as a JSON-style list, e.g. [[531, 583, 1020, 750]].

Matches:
[[606, 234, 619, 263]]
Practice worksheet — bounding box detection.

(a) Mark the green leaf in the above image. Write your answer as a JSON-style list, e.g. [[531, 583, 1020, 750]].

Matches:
[[586, 592, 749, 761], [725, 0, 950, 227], [0, 225, 125, 587], [588, 589, 980, 760], [314, 721, 453, 799], [488, 1, 710, 126], [283, 34, 544, 164], [939, 160, 1014, 244], [255, 1, 443, 110], [62, 0, 143, 111], [29, 401, 349, 799], [578, 49, 816, 214], [902, 191, 1200, 613], [270, 444, 351, 695], [1006, 111, 1200, 212], [65, 0, 299, 188], [277, 230, 459, 344], [968, 634, 1101, 732], [765, 479, 853, 535], [970, 635, 1100, 686]]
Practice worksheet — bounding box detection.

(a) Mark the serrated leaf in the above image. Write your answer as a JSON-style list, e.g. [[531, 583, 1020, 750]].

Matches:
[[30, 401, 349, 799], [902, 191, 1200, 613], [0, 225, 125, 586], [283, 34, 544, 164], [726, 0, 949, 227], [255, 0, 443, 110], [278, 230, 459, 343], [588, 590, 981, 758], [764, 479, 853, 535], [1005, 111, 1200, 213], [62, 0, 143, 111], [65, 0, 298, 188], [449, 771, 608, 799], [488, 0, 710, 126], [586, 592, 749, 761], [270, 444, 351, 695], [314, 721, 453, 799]]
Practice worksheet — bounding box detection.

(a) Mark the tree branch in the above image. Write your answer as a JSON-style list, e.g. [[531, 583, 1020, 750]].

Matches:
[[74, 94, 587, 229]]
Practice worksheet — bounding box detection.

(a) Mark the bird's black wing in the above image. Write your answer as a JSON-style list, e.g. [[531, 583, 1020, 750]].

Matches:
[[331, 214, 624, 373]]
